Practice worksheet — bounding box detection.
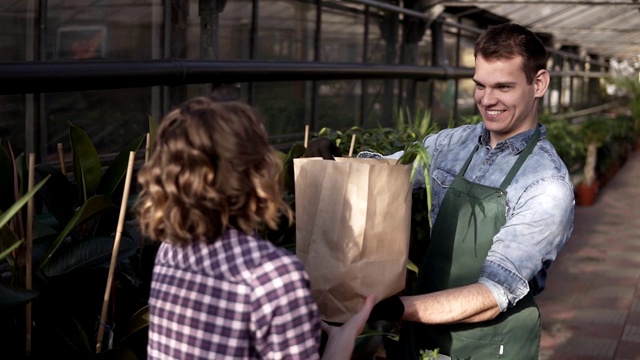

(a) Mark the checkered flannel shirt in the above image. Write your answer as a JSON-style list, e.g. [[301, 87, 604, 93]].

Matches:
[[147, 228, 322, 359]]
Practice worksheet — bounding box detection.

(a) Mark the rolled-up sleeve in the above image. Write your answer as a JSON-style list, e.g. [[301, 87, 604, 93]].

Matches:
[[480, 176, 574, 311]]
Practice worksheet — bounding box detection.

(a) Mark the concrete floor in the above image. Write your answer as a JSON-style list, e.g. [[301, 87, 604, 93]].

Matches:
[[538, 147, 640, 360]]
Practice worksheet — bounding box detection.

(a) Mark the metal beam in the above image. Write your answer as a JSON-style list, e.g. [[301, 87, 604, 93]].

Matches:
[[0, 60, 476, 95]]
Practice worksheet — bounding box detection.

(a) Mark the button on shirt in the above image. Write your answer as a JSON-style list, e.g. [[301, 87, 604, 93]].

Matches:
[[386, 123, 574, 311], [148, 228, 322, 359]]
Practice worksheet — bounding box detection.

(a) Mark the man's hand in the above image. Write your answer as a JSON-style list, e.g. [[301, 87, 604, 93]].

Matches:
[[304, 137, 342, 160], [368, 295, 405, 323]]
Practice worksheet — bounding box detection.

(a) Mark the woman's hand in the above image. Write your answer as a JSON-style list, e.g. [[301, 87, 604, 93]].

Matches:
[[320, 294, 377, 360]]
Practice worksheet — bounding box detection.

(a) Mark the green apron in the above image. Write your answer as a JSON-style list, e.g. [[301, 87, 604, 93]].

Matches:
[[402, 129, 541, 360]]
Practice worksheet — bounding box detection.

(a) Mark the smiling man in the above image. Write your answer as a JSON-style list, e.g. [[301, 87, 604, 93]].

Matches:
[[362, 23, 576, 359]]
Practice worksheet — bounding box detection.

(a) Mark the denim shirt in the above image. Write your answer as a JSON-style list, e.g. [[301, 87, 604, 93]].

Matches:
[[370, 123, 575, 311]]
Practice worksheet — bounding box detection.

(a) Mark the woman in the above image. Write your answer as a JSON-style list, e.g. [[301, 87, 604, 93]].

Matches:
[[136, 96, 374, 360]]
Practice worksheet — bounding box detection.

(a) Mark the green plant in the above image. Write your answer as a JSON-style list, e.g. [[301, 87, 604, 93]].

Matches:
[[0, 121, 150, 359], [611, 76, 640, 138], [579, 116, 611, 187], [396, 105, 436, 140], [419, 348, 440, 360], [542, 115, 585, 174], [459, 114, 483, 126], [398, 142, 433, 229]]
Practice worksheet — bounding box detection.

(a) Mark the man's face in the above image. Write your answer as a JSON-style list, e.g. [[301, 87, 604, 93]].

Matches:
[[473, 55, 546, 147]]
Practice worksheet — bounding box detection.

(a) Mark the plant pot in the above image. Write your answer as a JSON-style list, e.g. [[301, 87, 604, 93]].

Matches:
[[575, 181, 599, 206]]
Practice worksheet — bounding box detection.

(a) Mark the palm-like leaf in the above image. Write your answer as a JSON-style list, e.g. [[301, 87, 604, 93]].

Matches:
[[398, 142, 432, 227], [34, 164, 77, 227], [0, 176, 50, 261], [118, 305, 149, 344], [0, 284, 40, 308], [38, 195, 114, 270], [97, 134, 145, 199], [42, 235, 137, 277], [70, 122, 102, 203]]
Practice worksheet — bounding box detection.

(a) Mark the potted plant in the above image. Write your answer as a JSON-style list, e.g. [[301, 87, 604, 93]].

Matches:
[[575, 116, 610, 206], [543, 114, 585, 175]]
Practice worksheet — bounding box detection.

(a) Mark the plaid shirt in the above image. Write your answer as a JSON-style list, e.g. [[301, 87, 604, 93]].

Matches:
[[148, 228, 321, 359]]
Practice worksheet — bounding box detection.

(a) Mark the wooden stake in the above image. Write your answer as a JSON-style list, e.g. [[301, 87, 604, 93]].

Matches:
[[304, 125, 310, 148], [348, 134, 356, 157], [96, 151, 136, 354], [145, 133, 150, 163], [26, 153, 35, 356], [57, 143, 66, 176]]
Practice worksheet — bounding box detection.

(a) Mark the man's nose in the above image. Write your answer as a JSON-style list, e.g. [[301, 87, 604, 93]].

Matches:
[[479, 89, 498, 106]]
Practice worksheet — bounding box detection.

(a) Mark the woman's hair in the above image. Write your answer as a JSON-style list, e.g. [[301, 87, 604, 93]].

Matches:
[[474, 23, 548, 84], [136, 96, 292, 245]]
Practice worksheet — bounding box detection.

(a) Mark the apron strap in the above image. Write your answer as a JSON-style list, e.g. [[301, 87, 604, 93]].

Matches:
[[457, 144, 480, 180], [499, 127, 541, 190]]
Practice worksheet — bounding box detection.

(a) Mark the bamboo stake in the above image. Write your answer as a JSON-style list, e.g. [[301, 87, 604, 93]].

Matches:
[[348, 134, 356, 157], [96, 151, 136, 354], [57, 143, 66, 176], [304, 125, 310, 148], [25, 153, 35, 356], [144, 133, 150, 163]]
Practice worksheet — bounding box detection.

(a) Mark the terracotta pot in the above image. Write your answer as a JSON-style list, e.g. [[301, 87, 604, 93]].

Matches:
[[575, 181, 599, 206]]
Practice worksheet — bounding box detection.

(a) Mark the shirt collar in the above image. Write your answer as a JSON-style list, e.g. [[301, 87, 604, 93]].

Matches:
[[477, 123, 544, 155]]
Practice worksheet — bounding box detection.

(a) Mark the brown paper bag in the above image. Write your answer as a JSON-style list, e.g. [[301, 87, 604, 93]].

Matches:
[[293, 157, 412, 323]]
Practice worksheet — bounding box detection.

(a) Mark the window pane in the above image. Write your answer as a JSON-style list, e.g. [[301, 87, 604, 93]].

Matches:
[[45, 88, 150, 159], [256, 0, 316, 61], [367, 11, 400, 64], [47, 0, 160, 60], [0, 95, 26, 154], [220, 0, 253, 60], [321, 4, 364, 62], [0, 2, 28, 61], [317, 80, 361, 129], [432, 80, 456, 127], [253, 82, 307, 142], [457, 78, 477, 118]]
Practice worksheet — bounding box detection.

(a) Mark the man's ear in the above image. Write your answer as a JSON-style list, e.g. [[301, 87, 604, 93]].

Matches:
[[534, 69, 550, 98]]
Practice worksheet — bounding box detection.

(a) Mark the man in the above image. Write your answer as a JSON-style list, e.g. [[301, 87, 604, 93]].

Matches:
[[308, 23, 574, 359]]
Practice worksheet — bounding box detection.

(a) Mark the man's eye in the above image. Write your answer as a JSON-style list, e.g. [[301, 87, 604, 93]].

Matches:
[[476, 85, 485, 90]]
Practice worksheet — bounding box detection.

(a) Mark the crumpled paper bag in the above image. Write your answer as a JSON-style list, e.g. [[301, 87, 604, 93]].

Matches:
[[294, 157, 412, 322]]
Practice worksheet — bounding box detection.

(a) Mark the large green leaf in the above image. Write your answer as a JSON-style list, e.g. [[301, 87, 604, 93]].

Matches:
[[34, 163, 77, 226], [0, 284, 40, 308], [42, 235, 137, 277], [42, 314, 93, 355], [97, 134, 145, 199], [0, 238, 20, 262], [0, 176, 50, 231], [118, 305, 149, 344], [70, 122, 102, 202], [38, 195, 115, 270]]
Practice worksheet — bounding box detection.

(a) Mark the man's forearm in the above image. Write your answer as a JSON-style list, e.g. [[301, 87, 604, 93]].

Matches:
[[400, 283, 501, 325]]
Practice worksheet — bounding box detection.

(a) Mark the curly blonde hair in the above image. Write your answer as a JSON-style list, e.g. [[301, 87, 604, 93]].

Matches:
[[136, 96, 292, 245]]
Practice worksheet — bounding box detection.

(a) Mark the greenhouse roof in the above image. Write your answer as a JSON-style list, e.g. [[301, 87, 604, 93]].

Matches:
[[443, 0, 640, 62]]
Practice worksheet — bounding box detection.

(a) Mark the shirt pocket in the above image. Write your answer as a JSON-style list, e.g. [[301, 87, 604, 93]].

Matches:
[[432, 167, 456, 189], [430, 167, 457, 218]]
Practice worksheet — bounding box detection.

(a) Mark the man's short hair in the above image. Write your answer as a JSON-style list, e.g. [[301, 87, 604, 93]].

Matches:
[[474, 23, 548, 84]]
